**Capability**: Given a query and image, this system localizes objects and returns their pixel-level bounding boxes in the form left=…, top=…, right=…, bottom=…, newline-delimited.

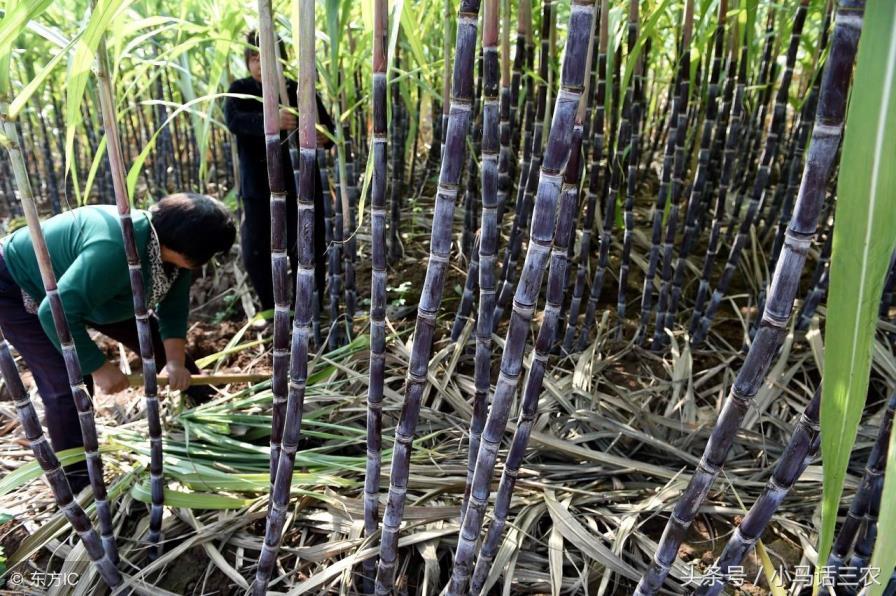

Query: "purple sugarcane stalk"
left=460, top=0, right=501, bottom=527
left=252, top=0, right=318, bottom=591
left=696, top=387, right=822, bottom=595
left=562, top=0, right=608, bottom=354
left=689, top=44, right=747, bottom=339
left=637, top=2, right=864, bottom=592
left=825, top=393, right=896, bottom=588
left=615, top=0, right=645, bottom=341
left=650, top=0, right=695, bottom=349
left=492, top=0, right=553, bottom=333
left=374, top=3, right=482, bottom=592
left=692, top=1, right=809, bottom=346
left=362, top=0, right=388, bottom=589
left=447, top=3, right=594, bottom=591
left=656, top=0, right=727, bottom=343
left=257, top=5, right=290, bottom=500
left=450, top=232, right=481, bottom=342
left=1, top=99, right=122, bottom=588
left=636, top=9, right=688, bottom=345
left=469, top=104, right=588, bottom=596
left=0, top=329, right=122, bottom=587
left=95, top=34, right=163, bottom=559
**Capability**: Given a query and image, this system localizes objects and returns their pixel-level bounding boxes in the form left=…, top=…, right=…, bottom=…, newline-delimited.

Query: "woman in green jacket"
left=0, top=193, right=235, bottom=491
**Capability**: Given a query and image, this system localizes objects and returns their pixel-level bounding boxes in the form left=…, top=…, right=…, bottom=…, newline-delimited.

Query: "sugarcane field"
left=1, top=0, right=896, bottom=594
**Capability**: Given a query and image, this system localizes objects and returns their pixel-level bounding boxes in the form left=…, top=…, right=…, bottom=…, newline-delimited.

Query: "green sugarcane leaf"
left=8, top=29, right=82, bottom=119
left=818, top=0, right=896, bottom=579
left=0, top=445, right=124, bottom=496
left=129, top=482, right=254, bottom=509
left=399, top=0, right=427, bottom=71
left=868, top=412, right=896, bottom=596
left=63, top=0, right=133, bottom=191
left=0, top=0, right=53, bottom=55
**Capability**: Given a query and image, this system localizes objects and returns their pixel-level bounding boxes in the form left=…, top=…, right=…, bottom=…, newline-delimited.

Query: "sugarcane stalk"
left=576, top=39, right=622, bottom=352
left=723, top=10, right=778, bottom=248
left=495, top=0, right=512, bottom=222
left=252, top=1, right=291, bottom=498
left=636, top=0, right=692, bottom=345
left=460, top=0, right=501, bottom=527
left=689, top=43, right=747, bottom=339
left=362, top=1, right=388, bottom=589
left=331, top=153, right=347, bottom=350
left=636, top=2, right=864, bottom=592
left=2, top=79, right=120, bottom=574
left=343, top=133, right=359, bottom=330
left=658, top=0, right=727, bottom=341
left=562, top=0, right=607, bottom=354
left=796, top=217, right=834, bottom=331
left=695, top=387, right=823, bottom=595
left=825, top=393, right=896, bottom=585
left=767, top=72, right=822, bottom=271
left=450, top=232, right=481, bottom=342
left=469, top=56, right=591, bottom=593
left=94, top=32, right=165, bottom=559
left=508, top=0, right=530, bottom=162
left=692, top=0, right=809, bottom=346
left=390, top=50, right=405, bottom=263
left=251, top=0, right=317, bottom=591
left=616, top=0, right=647, bottom=340
left=0, top=328, right=122, bottom=588
left=492, top=0, right=553, bottom=333
left=373, top=3, right=482, bottom=592
left=448, top=3, right=594, bottom=591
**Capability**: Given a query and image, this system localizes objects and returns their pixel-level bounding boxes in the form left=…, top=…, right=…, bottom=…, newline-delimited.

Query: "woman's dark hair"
left=244, top=30, right=287, bottom=70
left=150, top=193, right=236, bottom=266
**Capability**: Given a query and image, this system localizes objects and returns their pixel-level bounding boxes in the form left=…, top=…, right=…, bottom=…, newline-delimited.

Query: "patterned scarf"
left=147, top=219, right=179, bottom=308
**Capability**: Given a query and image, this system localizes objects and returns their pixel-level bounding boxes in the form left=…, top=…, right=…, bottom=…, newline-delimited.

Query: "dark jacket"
left=223, top=76, right=335, bottom=201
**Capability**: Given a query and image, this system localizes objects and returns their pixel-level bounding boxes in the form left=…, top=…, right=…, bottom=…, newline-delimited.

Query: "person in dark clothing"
left=224, top=31, right=334, bottom=320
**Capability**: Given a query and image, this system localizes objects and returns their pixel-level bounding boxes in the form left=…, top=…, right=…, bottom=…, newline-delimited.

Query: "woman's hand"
left=164, top=361, right=192, bottom=391
left=162, top=338, right=190, bottom=391
left=92, top=361, right=129, bottom=394
left=279, top=108, right=298, bottom=131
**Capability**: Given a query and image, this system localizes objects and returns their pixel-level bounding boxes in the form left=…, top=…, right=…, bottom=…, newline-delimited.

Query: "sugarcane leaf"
left=868, top=413, right=896, bottom=596
left=0, top=445, right=124, bottom=497
left=0, top=0, right=53, bottom=54
left=8, top=29, right=82, bottom=119
left=129, top=481, right=254, bottom=509
left=25, top=19, right=68, bottom=48
left=82, top=133, right=108, bottom=201
left=543, top=490, right=640, bottom=581
left=399, top=0, right=427, bottom=71
left=125, top=93, right=224, bottom=199
left=62, top=0, right=134, bottom=194
left=755, top=540, right=787, bottom=596
left=818, top=0, right=896, bottom=576
left=549, top=522, right=564, bottom=596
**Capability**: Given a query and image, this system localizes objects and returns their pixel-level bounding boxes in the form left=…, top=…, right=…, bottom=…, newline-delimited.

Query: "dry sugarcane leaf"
left=179, top=507, right=250, bottom=589
left=482, top=504, right=544, bottom=595
left=549, top=517, right=564, bottom=596
left=543, top=490, right=639, bottom=581
left=284, top=528, right=455, bottom=594
left=415, top=536, right=439, bottom=596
